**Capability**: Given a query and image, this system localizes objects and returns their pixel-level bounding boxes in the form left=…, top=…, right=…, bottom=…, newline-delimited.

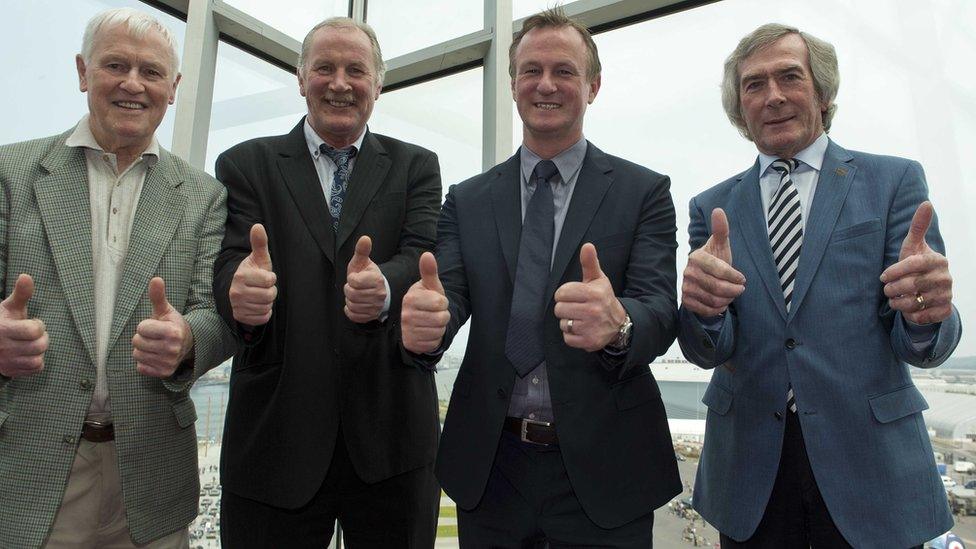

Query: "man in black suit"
left=401, top=8, right=680, bottom=547
left=213, top=17, right=442, bottom=548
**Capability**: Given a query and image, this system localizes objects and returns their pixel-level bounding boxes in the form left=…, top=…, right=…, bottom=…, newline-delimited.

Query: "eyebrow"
left=740, top=62, right=805, bottom=84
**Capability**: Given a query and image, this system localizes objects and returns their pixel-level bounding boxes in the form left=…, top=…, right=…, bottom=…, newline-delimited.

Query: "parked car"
left=965, top=480, right=976, bottom=490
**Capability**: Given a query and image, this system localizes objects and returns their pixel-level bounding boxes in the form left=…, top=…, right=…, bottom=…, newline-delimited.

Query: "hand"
left=132, top=278, right=194, bottom=378
left=681, top=208, right=746, bottom=317
left=229, top=223, right=277, bottom=327
left=881, top=201, right=952, bottom=325
left=344, top=236, right=387, bottom=323
left=553, top=243, right=627, bottom=352
left=401, top=252, right=449, bottom=354
left=0, top=274, right=48, bottom=377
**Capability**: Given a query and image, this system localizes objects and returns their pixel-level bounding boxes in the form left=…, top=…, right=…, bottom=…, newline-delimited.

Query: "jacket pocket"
left=611, top=371, right=660, bottom=411
left=702, top=382, right=732, bottom=416
left=172, top=398, right=198, bottom=429
left=868, top=384, right=928, bottom=423
left=828, top=218, right=881, bottom=244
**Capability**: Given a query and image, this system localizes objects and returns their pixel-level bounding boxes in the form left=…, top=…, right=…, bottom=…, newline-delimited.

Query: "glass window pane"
left=205, top=42, right=308, bottom=175
left=222, top=0, right=349, bottom=42
left=366, top=0, right=484, bottom=59
left=0, top=0, right=183, bottom=148
left=514, top=0, right=556, bottom=19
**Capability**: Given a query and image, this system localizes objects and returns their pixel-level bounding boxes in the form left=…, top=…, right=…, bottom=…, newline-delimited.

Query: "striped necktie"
left=768, top=158, right=801, bottom=413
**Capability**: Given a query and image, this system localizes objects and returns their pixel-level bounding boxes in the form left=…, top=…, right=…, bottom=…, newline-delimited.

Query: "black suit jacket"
left=421, top=143, right=681, bottom=528
left=214, top=119, right=442, bottom=508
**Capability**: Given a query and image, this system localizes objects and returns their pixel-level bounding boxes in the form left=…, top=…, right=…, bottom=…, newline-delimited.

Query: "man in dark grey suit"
left=678, top=23, right=959, bottom=548
left=401, top=8, right=680, bottom=547
left=214, top=17, right=442, bottom=548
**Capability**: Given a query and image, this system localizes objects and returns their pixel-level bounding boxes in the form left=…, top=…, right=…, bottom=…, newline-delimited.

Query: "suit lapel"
left=336, top=132, right=390, bottom=251
left=545, top=143, right=612, bottom=302
left=35, top=143, right=98, bottom=365
left=787, top=141, right=855, bottom=319
left=489, top=154, right=523, bottom=283
left=277, top=121, right=336, bottom=265
left=108, top=150, right=186, bottom=351
left=730, top=162, right=788, bottom=321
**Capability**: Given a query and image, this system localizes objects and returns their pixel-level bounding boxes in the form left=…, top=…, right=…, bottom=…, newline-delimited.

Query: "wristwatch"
left=607, top=313, right=633, bottom=351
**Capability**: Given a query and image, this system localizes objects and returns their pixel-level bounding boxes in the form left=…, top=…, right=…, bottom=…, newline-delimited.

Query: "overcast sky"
left=3, top=0, right=974, bottom=359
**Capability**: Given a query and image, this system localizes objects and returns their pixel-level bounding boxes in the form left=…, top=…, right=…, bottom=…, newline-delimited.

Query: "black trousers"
left=719, top=412, right=921, bottom=549
left=457, top=431, right=654, bottom=549
left=220, top=431, right=439, bottom=548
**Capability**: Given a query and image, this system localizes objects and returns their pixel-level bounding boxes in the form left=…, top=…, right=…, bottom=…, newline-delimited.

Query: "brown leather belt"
left=81, top=422, right=115, bottom=443
left=504, top=416, right=558, bottom=446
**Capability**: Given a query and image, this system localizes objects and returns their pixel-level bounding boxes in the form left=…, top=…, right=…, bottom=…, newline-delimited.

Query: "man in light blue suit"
left=677, top=23, right=960, bottom=548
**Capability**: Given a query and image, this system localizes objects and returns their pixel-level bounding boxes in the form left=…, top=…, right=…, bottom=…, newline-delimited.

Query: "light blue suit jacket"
left=677, top=140, right=960, bottom=548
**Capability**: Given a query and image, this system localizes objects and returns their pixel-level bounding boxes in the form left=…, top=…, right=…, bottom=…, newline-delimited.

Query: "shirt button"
left=112, top=207, right=118, bottom=214
left=532, top=376, right=539, bottom=385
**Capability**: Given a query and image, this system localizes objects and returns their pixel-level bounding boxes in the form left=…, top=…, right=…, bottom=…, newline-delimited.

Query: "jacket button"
left=774, top=411, right=783, bottom=421
left=497, top=388, right=506, bottom=399
left=785, top=338, right=796, bottom=350
left=64, top=435, right=77, bottom=445
left=80, top=379, right=93, bottom=390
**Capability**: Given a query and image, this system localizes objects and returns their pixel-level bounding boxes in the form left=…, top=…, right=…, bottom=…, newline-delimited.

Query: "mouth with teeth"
left=325, top=97, right=355, bottom=108
left=534, top=102, right=560, bottom=110
left=113, top=101, right=147, bottom=110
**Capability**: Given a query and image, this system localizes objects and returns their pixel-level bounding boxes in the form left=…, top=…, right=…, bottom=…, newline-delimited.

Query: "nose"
left=765, top=79, right=786, bottom=107
left=537, top=71, right=557, bottom=94
left=119, top=69, right=145, bottom=94
left=329, top=69, right=352, bottom=92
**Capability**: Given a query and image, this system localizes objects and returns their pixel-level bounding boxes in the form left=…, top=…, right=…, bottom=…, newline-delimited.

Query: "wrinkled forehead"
left=90, top=22, right=178, bottom=73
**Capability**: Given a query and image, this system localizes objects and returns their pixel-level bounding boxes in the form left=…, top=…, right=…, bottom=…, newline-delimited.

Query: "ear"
left=297, top=68, right=308, bottom=98
left=76, top=54, right=89, bottom=93
left=374, top=82, right=382, bottom=101
left=587, top=73, right=601, bottom=104
left=510, top=76, right=517, bottom=101
left=169, top=72, right=182, bottom=105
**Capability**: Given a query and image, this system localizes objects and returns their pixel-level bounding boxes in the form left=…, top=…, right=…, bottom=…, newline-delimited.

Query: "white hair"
left=298, top=17, right=386, bottom=86
left=81, top=7, right=181, bottom=77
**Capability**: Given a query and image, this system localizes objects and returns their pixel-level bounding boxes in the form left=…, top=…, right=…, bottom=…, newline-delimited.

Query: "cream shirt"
left=65, top=115, right=159, bottom=423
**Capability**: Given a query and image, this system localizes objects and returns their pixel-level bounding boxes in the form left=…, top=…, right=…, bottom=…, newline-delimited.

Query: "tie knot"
left=772, top=158, right=798, bottom=175
left=320, top=144, right=357, bottom=167
left=532, top=160, right=559, bottom=184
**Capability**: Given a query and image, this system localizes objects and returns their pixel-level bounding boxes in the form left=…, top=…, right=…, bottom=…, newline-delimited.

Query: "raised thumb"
left=348, top=235, right=373, bottom=274
left=249, top=223, right=272, bottom=270
left=419, top=252, right=443, bottom=294
left=580, top=243, right=603, bottom=282
left=2, top=274, right=34, bottom=319
left=901, top=201, right=933, bottom=257
left=149, top=277, right=170, bottom=319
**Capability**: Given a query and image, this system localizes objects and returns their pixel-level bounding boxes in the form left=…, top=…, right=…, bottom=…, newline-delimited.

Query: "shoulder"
left=159, top=148, right=225, bottom=200
left=368, top=132, right=437, bottom=161
left=0, top=132, right=69, bottom=174
left=845, top=147, right=920, bottom=176
left=217, top=132, right=292, bottom=165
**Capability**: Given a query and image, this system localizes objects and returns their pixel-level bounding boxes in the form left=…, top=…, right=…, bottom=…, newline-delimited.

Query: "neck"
left=523, top=130, right=581, bottom=160
left=88, top=122, right=149, bottom=174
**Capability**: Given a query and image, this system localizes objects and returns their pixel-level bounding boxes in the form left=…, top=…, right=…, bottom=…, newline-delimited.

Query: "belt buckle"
left=520, top=417, right=551, bottom=445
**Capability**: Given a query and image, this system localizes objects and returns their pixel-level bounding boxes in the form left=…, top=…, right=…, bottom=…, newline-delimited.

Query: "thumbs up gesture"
left=880, top=201, right=953, bottom=325
left=401, top=252, right=449, bottom=354
left=229, top=223, right=277, bottom=327
left=553, top=243, right=628, bottom=352
left=132, top=277, right=194, bottom=378
left=344, top=236, right=388, bottom=323
left=681, top=208, right=746, bottom=317
left=0, top=274, right=49, bottom=378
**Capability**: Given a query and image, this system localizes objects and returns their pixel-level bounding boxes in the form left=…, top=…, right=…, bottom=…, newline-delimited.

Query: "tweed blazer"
left=0, top=129, right=236, bottom=548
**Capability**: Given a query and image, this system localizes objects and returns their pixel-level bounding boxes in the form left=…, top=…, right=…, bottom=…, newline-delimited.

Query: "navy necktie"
left=505, top=160, right=559, bottom=377
left=319, top=144, right=358, bottom=231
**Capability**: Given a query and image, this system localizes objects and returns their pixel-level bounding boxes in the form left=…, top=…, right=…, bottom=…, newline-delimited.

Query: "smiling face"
left=511, top=25, right=600, bottom=157
left=298, top=25, right=381, bottom=149
left=738, top=33, right=827, bottom=159
left=76, top=23, right=179, bottom=156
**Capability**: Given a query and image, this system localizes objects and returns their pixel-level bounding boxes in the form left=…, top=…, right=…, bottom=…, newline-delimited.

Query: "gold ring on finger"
left=567, top=319, right=574, bottom=334
left=915, top=293, right=926, bottom=311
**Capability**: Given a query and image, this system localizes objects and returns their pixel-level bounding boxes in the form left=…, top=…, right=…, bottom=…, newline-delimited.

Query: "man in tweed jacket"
left=0, top=8, right=235, bottom=548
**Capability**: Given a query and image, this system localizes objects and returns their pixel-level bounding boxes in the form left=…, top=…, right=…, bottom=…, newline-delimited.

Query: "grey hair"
left=298, top=17, right=386, bottom=86
left=81, top=7, right=181, bottom=77
left=722, top=23, right=839, bottom=140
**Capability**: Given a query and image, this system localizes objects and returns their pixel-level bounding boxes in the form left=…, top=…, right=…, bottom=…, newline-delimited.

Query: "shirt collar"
left=304, top=118, right=367, bottom=159
left=64, top=114, right=160, bottom=167
left=519, top=136, right=588, bottom=185
left=757, top=131, right=828, bottom=176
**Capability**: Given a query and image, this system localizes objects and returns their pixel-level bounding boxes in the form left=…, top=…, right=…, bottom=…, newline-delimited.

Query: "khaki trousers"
left=43, top=439, right=189, bottom=549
